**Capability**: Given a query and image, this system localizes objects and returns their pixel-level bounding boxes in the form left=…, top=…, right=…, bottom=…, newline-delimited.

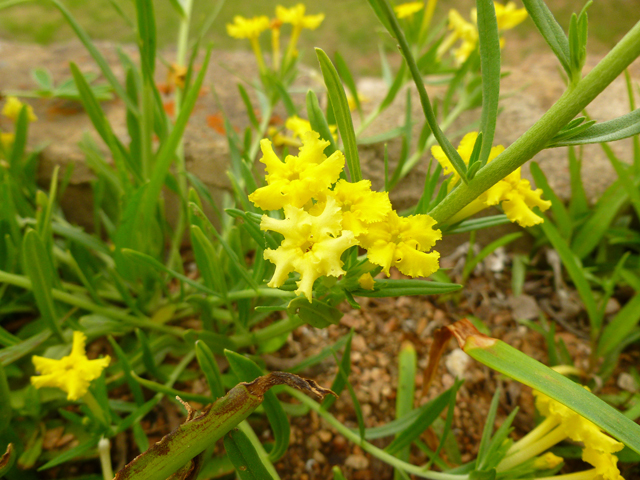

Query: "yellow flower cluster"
left=226, top=4, right=324, bottom=72
left=250, top=131, right=442, bottom=301
left=31, top=331, right=111, bottom=401
left=431, top=132, right=551, bottom=227
left=534, top=389, right=625, bottom=480
left=438, top=2, right=528, bottom=64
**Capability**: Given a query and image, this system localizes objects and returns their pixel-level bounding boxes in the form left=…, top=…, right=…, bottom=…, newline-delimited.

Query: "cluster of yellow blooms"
left=227, top=4, right=324, bottom=72
left=31, top=331, right=111, bottom=401
left=438, top=2, right=528, bottom=64
left=498, top=388, right=624, bottom=480
left=432, top=132, right=551, bottom=227
left=1, top=96, right=37, bottom=152
left=249, top=131, right=441, bottom=301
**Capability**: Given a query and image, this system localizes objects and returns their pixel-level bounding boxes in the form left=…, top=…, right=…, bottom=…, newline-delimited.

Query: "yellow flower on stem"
left=226, top=16, right=270, bottom=73
left=358, top=272, right=375, bottom=290
left=277, top=4, right=324, bottom=67
left=167, top=63, right=187, bottom=90
left=31, top=331, right=111, bottom=401
left=270, top=18, right=283, bottom=71
left=498, top=389, right=624, bottom=480
left=271, top=116, right=337, bottom=147
left=312, top=179, right=392, bottom=236
left=2, top=96, right=37, bottom=122
left=432, top=132, right=551, bottom=228
left=260, top=197, right=357, bottom=301
left=249, top=131, right=344, bottom=211
left=359, top=211, right=441, bottom=277
left=438, top=2, right=527, bottom=64
left=394, top=1, right=424, bottom=19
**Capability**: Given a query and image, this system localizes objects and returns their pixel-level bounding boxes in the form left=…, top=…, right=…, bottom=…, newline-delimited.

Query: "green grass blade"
left=521, top=0, right=571, bottom=76
left=476, top=0, right=501, bottom=167
left=135, top=0, right=156, bottom=78
left=462, top=233, right=522, bottom=282
left=348, top=279, right=461, bottom=297
left=140, top=46, right=212, bottom=226
left=224, top=429, right=276, bottom=480
left=394, top=341, right=416, bottom=477
left=306, top=89, right=338, bottom=155
left=334, top=51, right=362, bottom=116
left=457, top=320, right=640, bottom=455
left=195, top=340, right=225, bottom=400
left=550, top=108, right=640, bottom=146
left=21, top=229, right=64, bottom=341
left=597, top=293, right=640, bottom=356
left=315, top=48, right=362, bottom=182
left=322, top=330, right=353, bottom=411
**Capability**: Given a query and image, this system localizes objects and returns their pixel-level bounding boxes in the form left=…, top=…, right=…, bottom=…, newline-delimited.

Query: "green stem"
left=429, top=18, right=640, bottom=224
left=287, top=388, right=467, bottom=480
left=230, top=314, right=304, bottom=348
left=497, top=426, right=566, bottom=472
left=0, top=270, right=183, bottom=336
left=167, top=0, right=193, bottom=272
left=506, top=416, right=557, bottom=456
left=82, top=391, right=109, bottom=427
left=249, top=103, right=275, bottom=161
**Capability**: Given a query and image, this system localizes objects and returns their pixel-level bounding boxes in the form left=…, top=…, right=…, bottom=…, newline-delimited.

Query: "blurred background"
left=2, top=0, right=639, bottom=75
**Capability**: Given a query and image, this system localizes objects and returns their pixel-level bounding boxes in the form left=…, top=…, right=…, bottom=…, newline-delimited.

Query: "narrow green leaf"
left=224, top=429, right=275, bottom=480
left=334, top=51, right=361, bottom=116
left=367, top=0, right=468, bottom=184
left=136, top=329, right=168, bottom=383
left=107, top=337, right=145, bottom=406
left=38, top=436, right=100, bottom=471
left=8, top=106, right=28, bottom=167
left=288, top=297, right=342, bottom=329
left=598, top=293, right=640, bottom=356
left=166, top=0, right=186, bottom=17
left=350, top=279, right=462, bottom=297
left=550, top=108, right=640, bottom=146
left=476, top=0, right=501, bottom=167
left=0, top=330, right=51, bottom=367
left=322, top=330, right=353, bottom=411
left=315, top=48, right=362, bottom=182
left=394, top=341, right=416, bottom=474
left=476, top=388, right=501, bottom=466
left=22, top=229, right=64, bottom=341
left=195, top=340, right=225, bottom=400
left=225, top=351, right=290, bottom=462
left=539, top=214, right=600, bottom=331
left=443, top=215, right=510, bottom=234
left=238, top=84, right=260, bottom=130
left=460, top=322, right=640, bottom=455
left=140, top=46, right=212, bottom=225
left=135, top=0, right=156, bottom=78
left=601, top=142, right=640, bottom=221
left=521, top=0, right=571, bottom=76
left=306, top=89, right=338, bottom=155
left=0, top=364, right=11, bottom=432
left=385, top=387, right=453, bottom=455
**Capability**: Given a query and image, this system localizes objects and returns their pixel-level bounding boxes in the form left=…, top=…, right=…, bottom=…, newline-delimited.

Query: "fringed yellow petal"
left=495, top=2, right=528, bottom=30
left=276, top=4, right=324, bottom=30
left=331, top=179, right=392, bottom=235
left=31, top=331, right=110, bottom=401
left=394, top=245, right=441, bottom=278
left=358, top=273, right=375, bottom=290
left=2, top=96, right=37, bottom=122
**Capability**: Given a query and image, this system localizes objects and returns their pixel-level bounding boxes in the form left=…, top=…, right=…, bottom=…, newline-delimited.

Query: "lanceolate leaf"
left=224, top=429, right=275, bottom=480
left=446, top=319, right=640, bottom=455
left=476, top=0, right=501, bottom=167
left=521, top=0, right=570, bottom=76
left=315, top=48, right=362, bottom=182
left=549, top=108, right=640, bottom=146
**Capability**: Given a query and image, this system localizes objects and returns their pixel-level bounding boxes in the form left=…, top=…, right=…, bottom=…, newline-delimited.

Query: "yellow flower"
left=494, top=2, right=528, bottom=30
left=226, top=15, right=270, bottom=40
left=249, top=131, right=345, bottom=211
left=276, top=4, right=324, bottom=30
left=359, top=211, right=441, bottom=277
left=167, top=63, right=187, bottom=90
left=484, top=168, right=551, bottom=227
left=313, top=179, right=392, bottom=236
left=227, top=15, right=270, bottom=72
left=433, top=132, right=551, bottom=228
left=271, top=116, right=338, bottom=147
left=358, top=273, right=375, bottom=290
left=2, top=96, right=37, bottom=122
left=260, top=197, right=357, bottom=301
left=277, top=4, right=324, bottom=66
left=31, top=331, right=111, bottom=401
left=533, top=389, right=625, bottom=480
left=394, top=1, right=424, bottom=19
left=438, top=3, right=528, bottom=64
